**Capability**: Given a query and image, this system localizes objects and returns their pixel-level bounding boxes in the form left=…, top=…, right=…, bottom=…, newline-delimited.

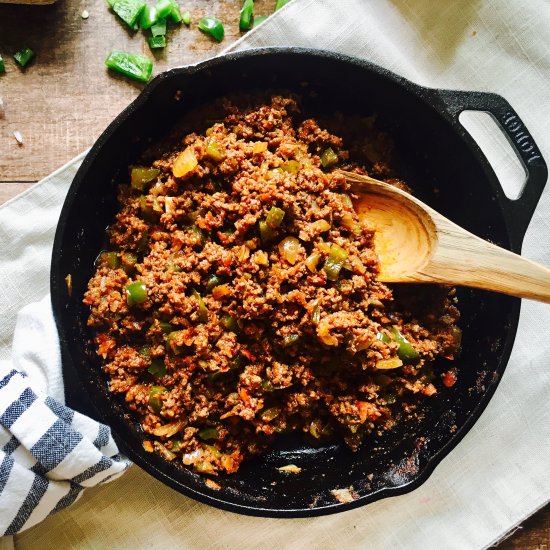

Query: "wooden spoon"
left=336, top=170, right=550, bottom=303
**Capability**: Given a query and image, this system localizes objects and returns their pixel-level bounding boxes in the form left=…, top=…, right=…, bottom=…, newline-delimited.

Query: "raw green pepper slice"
left=192, top=289, right=209, bottom=322
left=150, top=17, right=167, bottom=36
left=0, top=56, right=5, bottom=74
left=323, top=244, right=349, bottom=281
left=131, top=166, right=160, bottom=190
left=139, top=4, right=158, bottom=29
left=198, top=16, right=225, bottom=42
left=105, top=50, right=153, bottom=83
left=112, top=0, right=146, bottom=28
left=148, top=385, right=165, bottom=414
left=148, top=35, right=166, bottom=49
left=391, top=328, right=420, bottom=364
left=168, top=0, right=183, bottom=23
left=275, top=0, right=291, bottom=9
left=125, top=281, right=148, bottom=305
left=266, top=206, right=285, bottom=228
left=239, top=0, right=254, bottom=31
left=148, top=359, right=166, bottom=378
left=13, top=48, right=34, bottom=68
left=320, top=147, right=339, bottom=168
left=155, top=0, right=173, bottom=18
left=182, top=10, right=191, bottom=25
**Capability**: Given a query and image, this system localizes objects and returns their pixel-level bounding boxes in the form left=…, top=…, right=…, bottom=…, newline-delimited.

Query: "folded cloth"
left=0, top=297, right=131, bottom=536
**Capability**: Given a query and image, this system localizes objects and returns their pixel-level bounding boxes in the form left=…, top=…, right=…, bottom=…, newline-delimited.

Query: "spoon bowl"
left=339, top=170, right=550, bottom=303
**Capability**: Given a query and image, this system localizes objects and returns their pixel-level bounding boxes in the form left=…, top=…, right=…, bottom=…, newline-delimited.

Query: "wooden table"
left=0, top=1, right=548, bottom=547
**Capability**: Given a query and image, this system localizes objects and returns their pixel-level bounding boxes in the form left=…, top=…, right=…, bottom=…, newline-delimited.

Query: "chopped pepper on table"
left=198, top=16, right=225, bottom=42
left=148, top=35, right=166, bottom=49
left=105, top=50, right=153, bottom=82
left=239, top=0, right=254, bottom=31
left=0, top=56, right=5, bottom=74
left=13, top=48, right=34, bottom=68
left=111, top=0, right=146, bottom=29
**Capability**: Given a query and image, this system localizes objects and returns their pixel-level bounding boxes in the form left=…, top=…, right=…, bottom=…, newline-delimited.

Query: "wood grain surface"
left=0, top=1, right=548, bottom=547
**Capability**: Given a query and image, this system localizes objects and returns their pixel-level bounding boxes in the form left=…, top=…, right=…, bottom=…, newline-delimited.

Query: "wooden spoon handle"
left=420, top=213, right=550, bottom=303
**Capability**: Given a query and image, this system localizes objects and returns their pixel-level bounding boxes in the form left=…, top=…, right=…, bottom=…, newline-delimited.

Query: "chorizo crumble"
left=84, top=95, right=461, bottom=476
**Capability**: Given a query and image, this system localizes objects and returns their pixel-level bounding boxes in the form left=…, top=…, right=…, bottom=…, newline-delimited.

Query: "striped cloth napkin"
left=0, top=297, right=131, bottom=535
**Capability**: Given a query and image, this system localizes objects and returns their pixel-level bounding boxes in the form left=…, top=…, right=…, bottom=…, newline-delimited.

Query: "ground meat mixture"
left=84, top=95, right=461, bottom=476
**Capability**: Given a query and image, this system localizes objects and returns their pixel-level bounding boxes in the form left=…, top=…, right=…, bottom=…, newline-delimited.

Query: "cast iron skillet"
left=50, top=48, right=547, bottom=517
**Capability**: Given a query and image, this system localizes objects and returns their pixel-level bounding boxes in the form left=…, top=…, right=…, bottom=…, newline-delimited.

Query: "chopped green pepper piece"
left=139, top=345, right=150, bottom=357
left=166, top=331, right=182, bottom=354
left=105, top=50, right=153, bottom=83
left=198, top=16, right=225, bottom=42
left=266, top=206, right=285, bottom=228
left=155, top=0, right=173, bottom=18
left=121, top=252, right=138, bottom=273
left=323, top=244, right=349, bottom=281
left=169, top=438, right=183, bottom=452
left=13, top=48, right=34, bottom=68
left=192, top=289, right=209, bottom=322
left=0, top=56, right=5, bottom=74
left=205, top=275, right=222, bottom=293
left=376, top=332, right=391, bottom=344
left=158, top=321, right=174, bottom=333
left=239, top=0, right=254, bottom=31
left=205, top=140, right=225, bottom=162
left=112, top=0, right=146, bottom=28
left=139, top=4, right=158, bottom=29
left=168, top=0, right=183, bottom=22
left=126, top=281, right=148, bottom=305
left=259, top=220, right=274, bottom=244
left=139, top=195, right=159, bottom=222
left=391, top=328, right=420, bottom=364
left=148, top=35, right=166, bottom=49
left=253, top=15, right=268, bottom=27
left=131, top=166, right=160, bottom=190
left=198, top=427, right=219, bottom=440
left=148, top=385, right=165, bottom=414
left=101, top=251, right=121, bottom=269
left=182, top=10, right=191, bottom=25
left=282, top=334, right=300, bottom=347
left=150, top=17, right=167, bottom=36
left=320, top=147, right=339, bottom=168
left=275, top=0, right=291, bottom=9
left=311, top=306, right=321, bottom=325
left=148, top=359, right=166, bottom=378
left=261, top=407, right=281, bottom=422
left=280, top=160, right=301, bottom=173
left=221, top=315, right=239, bottom=333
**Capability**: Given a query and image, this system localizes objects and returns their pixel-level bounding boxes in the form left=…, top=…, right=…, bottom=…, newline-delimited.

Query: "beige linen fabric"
left=5, top=0, right=550, bottom=547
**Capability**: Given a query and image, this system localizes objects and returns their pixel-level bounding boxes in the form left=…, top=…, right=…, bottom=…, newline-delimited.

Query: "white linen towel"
left=0, top=297, right=131, bottom=536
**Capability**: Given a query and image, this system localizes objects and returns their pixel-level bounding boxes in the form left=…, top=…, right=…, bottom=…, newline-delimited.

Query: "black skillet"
left=50, top=48, right=547, bottom=517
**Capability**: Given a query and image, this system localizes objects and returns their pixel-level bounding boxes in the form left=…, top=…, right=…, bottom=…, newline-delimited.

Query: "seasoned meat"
left=84, top=95, right=460, bottom=476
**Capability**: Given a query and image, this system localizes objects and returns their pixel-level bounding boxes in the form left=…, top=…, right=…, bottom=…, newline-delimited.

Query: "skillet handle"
left=435, top=89, right=547, bottom=249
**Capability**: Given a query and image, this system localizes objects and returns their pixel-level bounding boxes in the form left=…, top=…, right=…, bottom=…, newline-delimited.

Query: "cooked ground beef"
left=84, top=95, right=461, bottom=476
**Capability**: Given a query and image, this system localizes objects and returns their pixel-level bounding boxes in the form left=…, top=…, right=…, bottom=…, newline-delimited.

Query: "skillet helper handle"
left=436, top=89, right=548, bottom=249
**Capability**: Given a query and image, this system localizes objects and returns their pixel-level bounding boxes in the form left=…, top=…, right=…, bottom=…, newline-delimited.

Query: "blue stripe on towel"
left=5, top=475, right=49, bottom=535
left=0, top=387, right=37, bottom=429
left=30, top=419, right=82, bottom=472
